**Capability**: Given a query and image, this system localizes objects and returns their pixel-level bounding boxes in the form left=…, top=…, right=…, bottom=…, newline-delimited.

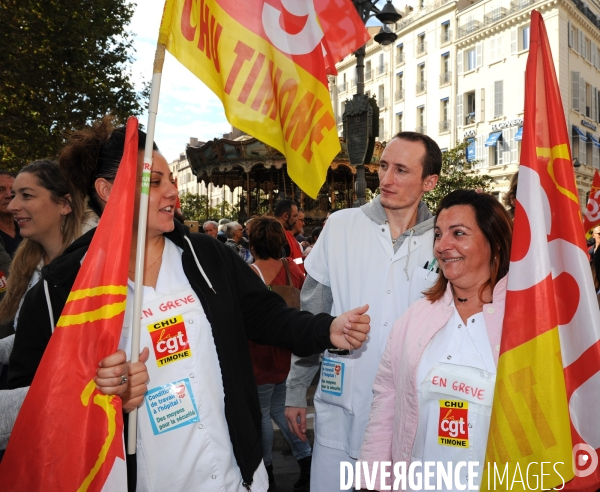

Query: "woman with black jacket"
left=7, top=117, right=370, bottom=491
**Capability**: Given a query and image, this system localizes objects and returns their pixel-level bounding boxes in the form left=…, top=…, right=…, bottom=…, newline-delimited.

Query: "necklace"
left=128, top=253, right=162, bottom=274
left=455, top=292, right=478, bottom=303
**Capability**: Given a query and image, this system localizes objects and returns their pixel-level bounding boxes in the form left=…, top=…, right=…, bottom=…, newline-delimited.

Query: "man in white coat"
left=284, top=132, right=442, bottom=491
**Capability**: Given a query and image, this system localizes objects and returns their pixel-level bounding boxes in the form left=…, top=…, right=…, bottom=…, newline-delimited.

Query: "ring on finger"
left=119, top=374, right=128, bottom=385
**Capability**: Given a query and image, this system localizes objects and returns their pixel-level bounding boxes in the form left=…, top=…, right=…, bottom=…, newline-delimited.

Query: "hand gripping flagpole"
left=127, top=43, right=166, bottom=455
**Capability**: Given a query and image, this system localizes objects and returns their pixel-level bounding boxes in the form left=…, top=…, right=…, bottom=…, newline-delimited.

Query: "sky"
left=128, top=0, right=405, bottom=163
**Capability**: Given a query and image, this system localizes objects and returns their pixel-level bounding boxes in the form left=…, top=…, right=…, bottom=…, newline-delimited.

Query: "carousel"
left=185, top=136, right=384, bottom=226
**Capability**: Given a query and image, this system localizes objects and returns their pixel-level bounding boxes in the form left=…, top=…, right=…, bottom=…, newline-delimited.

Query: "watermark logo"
left=573, top=444, right=598, bottom=478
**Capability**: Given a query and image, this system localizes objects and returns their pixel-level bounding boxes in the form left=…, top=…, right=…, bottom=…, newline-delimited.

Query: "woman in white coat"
left=359, top=190, right=513, bottom=491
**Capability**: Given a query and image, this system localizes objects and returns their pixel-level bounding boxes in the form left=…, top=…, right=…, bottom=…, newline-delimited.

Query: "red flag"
left=482, top=11, right=600, bottom=491
left=158, top=0, right=370, bottom=198
left=0, top=117, right=139, bottom=491
left=582, top=169, right=600, bottom=239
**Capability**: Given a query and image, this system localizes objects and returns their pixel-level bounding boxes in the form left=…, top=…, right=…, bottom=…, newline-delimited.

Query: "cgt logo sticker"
left=438, top=400, right=469, bottom=448
left=573, top=443, right=599, bottom=478
left=147, top=315, right=191, bottom=367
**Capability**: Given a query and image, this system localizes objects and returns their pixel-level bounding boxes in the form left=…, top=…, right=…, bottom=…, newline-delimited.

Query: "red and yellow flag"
left=0, top=118, right=139, bottom=491
left=481, top=11, right=600, bottom=491
left=158, top=0, right=369, bottom=198
left=582, top=169, right=600, bottom=239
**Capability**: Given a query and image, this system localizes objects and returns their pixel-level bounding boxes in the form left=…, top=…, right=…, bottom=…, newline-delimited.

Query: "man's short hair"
left=203, top=220, right=218, bottom=231
left=0, top=171, right=15, bottom=179
left=224, top=221, right=240, bottom=239
left=218, top=218, right=231, bottom=226
left=392, top=131, right=442, bottom=179
left=274, top=199, right=298, bottom=218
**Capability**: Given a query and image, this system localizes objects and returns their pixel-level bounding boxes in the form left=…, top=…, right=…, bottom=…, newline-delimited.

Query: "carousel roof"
left=186, top=136, right=385, bottom=183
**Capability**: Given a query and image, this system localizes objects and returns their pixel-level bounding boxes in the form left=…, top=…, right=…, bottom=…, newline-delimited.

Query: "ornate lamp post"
left=344, top=1, right=402, bottom=207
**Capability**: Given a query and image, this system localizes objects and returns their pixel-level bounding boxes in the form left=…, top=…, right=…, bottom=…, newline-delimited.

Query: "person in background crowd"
left=224, top=221, right=253, bottom=264
left=0, top=172, right=22, bottom=257
left=203, top=220, right=218, bottom=238
left=292, top=208, right=305, bottom=239
left=247, top=217, right=312, bottom=492
left=274, top=200, right=304, bottom=274
left=285, top=132, right=441, bottom=491
left=503, top=171, right=518, bottom=220
left=217, top=218, right=230, bottom=243
left=590, top=226, right=600, bottom=292
left=359, top=190, right=513, bottom=490
left=0, top=241, right=10, bottom=302
left=302, top=227, right=322, bottom=258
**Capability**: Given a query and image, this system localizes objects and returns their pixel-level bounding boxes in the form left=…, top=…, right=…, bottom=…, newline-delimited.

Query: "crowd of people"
left=0, top=118, right=574, bottom=492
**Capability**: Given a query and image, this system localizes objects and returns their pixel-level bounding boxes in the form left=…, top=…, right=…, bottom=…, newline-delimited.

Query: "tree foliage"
left=0, top=0, right=148, bottom=172
left=422, top=141, right=494, bottom=212
left=179, top=192, right=238, bottom=222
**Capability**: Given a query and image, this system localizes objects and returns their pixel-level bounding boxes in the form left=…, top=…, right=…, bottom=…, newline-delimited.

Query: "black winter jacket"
left=8, top=221, right=335, bottom=486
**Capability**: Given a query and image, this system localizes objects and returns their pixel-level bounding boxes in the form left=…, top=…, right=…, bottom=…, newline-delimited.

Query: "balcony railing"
left=365, top=69, right=372, bottom=81
left=376, top=63, right=388, bottom=76
left=440, top=29, right=452, bottom=45
left=416, top=80, right=427, bottom=94
left=395, top=52, right=405, bottom=65
left=439, top=120, right=451, bottom=133
left=395, top=89, right=405, bottom=102
left=439, top=71, right=452, bottom=86
left=378, top=97, right=389, bottom=108
left=465, top=112, right=476, bottom=125
left=350, top=78, right=357, bottom=88
left=338, top=82, right=347, bottom=92
left=458, top=20, right=482, bottom=38
left=416, top=41, right=427, bottom=56
left=484, top=7, right=508, bottom=25
left=509, top=0, right=534, bottom=10
left=416, top=126, right=427, bottom=134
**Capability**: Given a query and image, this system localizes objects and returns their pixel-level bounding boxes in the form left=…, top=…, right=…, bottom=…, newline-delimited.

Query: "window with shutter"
left=457, top=50, right=463, bottom=75
left=494, top=81, right=503, bottom=118
left=476, top=42, right=483, bottom=67
left=580, top=76, right=585, bottom=114
left=592, top=42, right=596, bottom=67
left=489, top=37, right=495, bottom=61
left=580, top=31, right=585, bottom=56
left=511, top=28, right=517, bottom=54
left=481, top=87, right=485, bottom=122
left=580, top=134, right=587, bottom=164
left=593, top=87, right=597, bottom=121
left=568, top=21, right=572, bottom=48
left=475, top=135, right=483, bottom=169
left=572, top=71, right=580, bottom=111
left=456, top=94, right=463, bottom=127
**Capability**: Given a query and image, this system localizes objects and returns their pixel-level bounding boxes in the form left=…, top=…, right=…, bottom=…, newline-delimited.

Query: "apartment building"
left=332, top=0, right=600, bottom=205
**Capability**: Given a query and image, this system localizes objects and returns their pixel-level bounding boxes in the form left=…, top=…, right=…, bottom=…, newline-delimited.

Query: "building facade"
left=331, top=0, right=600, bottom=207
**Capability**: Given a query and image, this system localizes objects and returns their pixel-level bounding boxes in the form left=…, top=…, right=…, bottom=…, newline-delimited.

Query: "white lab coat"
left=305, top=206, right=438, bottom=457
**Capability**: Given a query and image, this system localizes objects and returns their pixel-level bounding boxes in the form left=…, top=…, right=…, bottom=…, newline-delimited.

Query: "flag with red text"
left=582, top=169, right=600, bottom=239
left=481, top=11, right=600, bottom=492
left=0, top=118, right=139, bottom=491
left=158, top=0, right=370, bottom=198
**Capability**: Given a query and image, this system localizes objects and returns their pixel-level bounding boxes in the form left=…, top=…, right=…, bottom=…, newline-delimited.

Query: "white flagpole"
left=127, top=43, right=166, bottom=455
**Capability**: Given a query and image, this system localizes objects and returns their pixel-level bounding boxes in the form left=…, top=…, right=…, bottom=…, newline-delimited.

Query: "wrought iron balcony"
left=377, top=63, right=388, bottom=76
left=440, top=29, right=452, bottom=45
left=416, top=80, right=427, bottom=94
left=416, top=41, right=427, bottom=56
left=395, top=52, right=405, bottom=65
left=365, top=69, right=372, bottom=81
left=395, top=89, right=405, bottom=102
left=416, top=125, right=427, bottom=134
left=458, top=20, right=482, bottom=38
left=439, top=71, right=452, bottom=86
left=439, top=120, right=451, bottom=133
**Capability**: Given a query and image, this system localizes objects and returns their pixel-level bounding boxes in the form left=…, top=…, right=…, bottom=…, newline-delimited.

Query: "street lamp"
left=348, top=1, right=402, bottom=207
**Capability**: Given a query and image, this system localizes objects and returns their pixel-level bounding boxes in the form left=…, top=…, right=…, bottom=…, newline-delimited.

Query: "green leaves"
left=0, top=0, right=146, bottom=171
left=423, top=141, right=494, bottom=213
